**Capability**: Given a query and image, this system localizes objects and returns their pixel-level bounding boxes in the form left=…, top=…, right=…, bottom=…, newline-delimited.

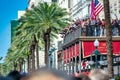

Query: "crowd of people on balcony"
left=62, top=17, right=120, bottom=37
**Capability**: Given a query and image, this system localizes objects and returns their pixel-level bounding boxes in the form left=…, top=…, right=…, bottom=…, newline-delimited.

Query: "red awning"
left=70, top=46, right=73, bottom=58
left=73, top=45, right=76, bottom=57
left=82, top=41, right=120, bottom=58
left=76, top=43, right=80, bottom=56
left=64, top=49, right=67, bottom=63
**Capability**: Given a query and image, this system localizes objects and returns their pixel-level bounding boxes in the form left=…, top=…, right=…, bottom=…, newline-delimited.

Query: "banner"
left=73, top=45, right=75, bottom=57
left=82, top=41, right=120, bottom=58
left=64, top=49, right=67, bottom=63
left=70, top=46, right=73, bottom=58
left=76, top=43, right=80, bottom=56
left=67, top=48, right=69, bottom=61
left=113, top=42, right=120, bottom=55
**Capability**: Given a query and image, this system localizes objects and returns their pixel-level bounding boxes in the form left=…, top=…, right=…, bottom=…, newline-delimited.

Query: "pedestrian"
left=6, top=70, right=22, bottom=80
left=79, top=73, right=90, bottom=80
left=71, top=76, right=82, bottom=80
left=27, top=67, right=71, bottom=80
left=0, top=75, right=5, bottom=80
left=89, top=69, right=109, bottom=80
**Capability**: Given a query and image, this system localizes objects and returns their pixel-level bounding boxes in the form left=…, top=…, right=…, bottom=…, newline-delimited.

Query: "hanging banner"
left=76, top=42, right=80, bottom=56
left=113, top=41, right=120, bottom=55
left=70, top=46, right=73, bottom=58
left=82, top=41, right=120, bottom=58
left=64, top=49, right=67, bottom=63
left=67, top=48, right=69, bottom=61
left=73, top=45, right=76, bottom=57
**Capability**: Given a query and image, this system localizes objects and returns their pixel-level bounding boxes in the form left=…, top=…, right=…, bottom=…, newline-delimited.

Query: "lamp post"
left=94, top=39, right=99, bottom=68
left=93, top=39, right=99, bottom=68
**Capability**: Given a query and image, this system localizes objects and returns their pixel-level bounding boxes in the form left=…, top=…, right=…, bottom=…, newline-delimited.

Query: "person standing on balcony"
left=101, top=19, right=106, bottom=36
left=70, top=20, right=76, bottom=32
left=90, top=19, right=96, bottom=36
left=86, top=18, right=92, bottom=36
left=81, top=19, right=87, bottom=36
left=117, top=19, right=120, bottom=36
left=112, top=19, right=118, bottom=36
left=95, top=18, right=101, bottom=36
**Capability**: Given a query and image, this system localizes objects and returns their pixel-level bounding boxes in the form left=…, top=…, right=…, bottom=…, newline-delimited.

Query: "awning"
left=82, top=41, right=120, bottom=58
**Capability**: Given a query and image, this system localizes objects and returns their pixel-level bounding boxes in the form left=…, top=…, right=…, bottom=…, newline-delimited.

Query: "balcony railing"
left=63, top=27, right=82, bottom=45
left=58, top=41, right=63, bottom=51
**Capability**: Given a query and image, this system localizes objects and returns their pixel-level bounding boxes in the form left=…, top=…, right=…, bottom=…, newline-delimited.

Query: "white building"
left=18, top=11, right=25, bottom=19
left=58, top=0, right=120, bottom=20
left=110, top=0, right=120, bottom=19
left=99, top=0, right=120, bottom=19
left=57, top=0, right=91, bottom=19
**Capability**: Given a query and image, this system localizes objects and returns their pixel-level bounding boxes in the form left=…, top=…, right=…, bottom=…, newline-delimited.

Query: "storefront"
left=58, top=37, right=120, bottom=75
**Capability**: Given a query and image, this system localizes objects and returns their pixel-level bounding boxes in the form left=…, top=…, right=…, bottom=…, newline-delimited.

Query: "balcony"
left=63, top=27, right=82, bottom=45
left=61, top=26, right=120, bottom=48
left=58, top=41, right=63, bottom=51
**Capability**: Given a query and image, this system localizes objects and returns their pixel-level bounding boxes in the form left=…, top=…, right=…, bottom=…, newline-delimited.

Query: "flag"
left=94, top=0, right=104, bottom=16
left=90, top=0, right=95, bottom=20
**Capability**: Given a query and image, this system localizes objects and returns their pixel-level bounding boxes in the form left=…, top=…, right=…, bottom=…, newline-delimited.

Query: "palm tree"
left=103, top=0, right=114, bottom=78
left=4, top=2, right=70, bottom=72
left=14, top=21, right=44, bottom=71
left=24, top=2, right=70, bottom=66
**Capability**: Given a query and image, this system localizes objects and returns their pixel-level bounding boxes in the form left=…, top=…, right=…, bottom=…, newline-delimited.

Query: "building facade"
left=57, top=0, right=120, bottom=75
left=11, top=20, right=20, bottom=43
left=110, top=0, right=120, bottom=19
left=57, top=0, right=120, bottom=20
left=57, top=0, right=91, bottom=19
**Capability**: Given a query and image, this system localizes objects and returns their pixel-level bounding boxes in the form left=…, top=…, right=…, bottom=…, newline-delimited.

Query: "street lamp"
left=94, top=39, right=99, bottom=48
left=94, top=39, right=99, bottom=68
left=90, top=39, right=101, bottom=68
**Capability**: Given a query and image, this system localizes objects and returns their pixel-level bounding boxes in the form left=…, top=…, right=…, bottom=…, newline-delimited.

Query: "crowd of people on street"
left=63, top=18, right=120, bottom=37
left=0, top=67, right=116, bottom=80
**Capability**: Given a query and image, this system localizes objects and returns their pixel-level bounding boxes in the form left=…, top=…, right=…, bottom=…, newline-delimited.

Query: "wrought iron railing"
left=63, top=27, right=82, bottom=45
left=58, top=41, right=63, bottom=51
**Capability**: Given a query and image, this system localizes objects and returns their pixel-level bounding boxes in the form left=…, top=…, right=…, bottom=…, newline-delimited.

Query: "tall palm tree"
left=14, top=21, right=44, bottom=71
left=103, top=0, right=114, bottom=78
left=24, top=2, right=70, bottom=66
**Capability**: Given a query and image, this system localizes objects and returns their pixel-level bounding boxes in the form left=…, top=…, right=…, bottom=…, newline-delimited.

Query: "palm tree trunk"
left=29, top=54, right=32, bottom=72
left=19, top=63, right=22, bottom=72
left=44, top=28, right=51, bottom=67
left=19, top=58, right=23, bottom=72
left=13, top=61, right=17, bottom=70
left=32, top=49, right=35, bottom=70
left=44, top=37, right=48, bottom=67
left=36, top=42, right=39, bottom=69
left=27, top=55, right=30, bottom=72
left=103, top=0, right=114, bottom=78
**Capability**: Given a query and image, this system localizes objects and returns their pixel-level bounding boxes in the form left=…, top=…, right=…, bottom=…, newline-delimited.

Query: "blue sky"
left=0, top=0, right=28, bottom=62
